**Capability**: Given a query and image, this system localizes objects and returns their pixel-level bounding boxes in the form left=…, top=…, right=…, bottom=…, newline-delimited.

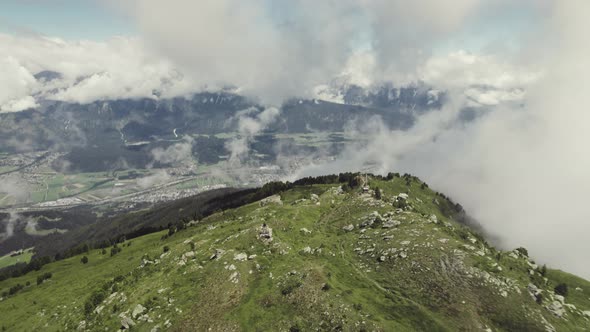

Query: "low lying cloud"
left=225, top=107, right=280, bottom=163
left=0, top=33, right=195, bottom=112
left=150, top=137, right=195, bottom=167
left=137, top=170, right=171, bottom=189
left=0, top=174, right=31, bottom=204
left=0, top=57, right=39, bottom=112
left=296, top=1, right=590, bottom=279
left=0, top=212, right=20, bottom=241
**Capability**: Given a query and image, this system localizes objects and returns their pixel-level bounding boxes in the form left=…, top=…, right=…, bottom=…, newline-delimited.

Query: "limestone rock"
left=382, top=220, right=400, bottom=228
left=428, top=214, right=438, bottom=224
left=258, top=224, right=273, bottom=243
left=259, top=195, right=282, bottom=207
left=121, top=316, right=136, bottom=329
left=300, top=228, right=312, bottom=234
left=132, top=304, right=146, bottom=319
left=210, top=249, right=225, bottom=260
left=76, top=320, right=86, bottom=331
left=547, top=301, right=566, bottom=318
left=234, top=253, right=248, bottom=261
left=342, top=224, right=354, bottom=232
left=181, top=251, right=195, bottom=261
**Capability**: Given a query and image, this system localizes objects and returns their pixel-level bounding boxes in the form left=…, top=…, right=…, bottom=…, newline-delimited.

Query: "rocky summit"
left=1, top=174, right=589, bottom=331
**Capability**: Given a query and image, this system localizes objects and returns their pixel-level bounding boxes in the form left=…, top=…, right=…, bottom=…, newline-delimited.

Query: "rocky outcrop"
left=209, top=249, right=226, bottom=260
left=234, top=253, right=247, bottom=261
left=547, top=301, right=566, bottom=318
left=528, top=283, right=542, bottom=301
left=428, top=214, right=438, bottom=224
left=132, top=304, right=146, bottom=319
left=76, top=320, right=86, bottom=331
left=258, top=224, right=273, bottom=243
left=120, top=316, right=136, bottom=329
left=260, top=195, right=283, bottom=207
left=382, top=220, right=401, bottom=228
left=300, top=228, right=312, bottom=235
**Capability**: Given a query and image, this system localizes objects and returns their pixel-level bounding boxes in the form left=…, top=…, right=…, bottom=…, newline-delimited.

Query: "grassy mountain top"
left=1, top=175, right=589, bottom=331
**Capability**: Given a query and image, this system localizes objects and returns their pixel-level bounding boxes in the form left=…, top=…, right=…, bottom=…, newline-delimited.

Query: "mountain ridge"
left=1, top=173, right=589, bottom=331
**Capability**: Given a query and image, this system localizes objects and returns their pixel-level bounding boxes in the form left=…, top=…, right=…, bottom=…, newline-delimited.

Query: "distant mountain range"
left=0, top=83, right=446, bottom=172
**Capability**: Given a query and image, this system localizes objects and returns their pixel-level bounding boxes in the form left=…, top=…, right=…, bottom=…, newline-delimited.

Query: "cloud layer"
left=0, top=0, right=539, bottom=112
left=0, top=33, right=196, bottom=112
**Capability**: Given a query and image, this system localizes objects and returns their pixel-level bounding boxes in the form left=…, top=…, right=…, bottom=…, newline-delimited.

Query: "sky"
left=0, top=0, right=537, bottom=49
left=0, top=0, right=133, bottom=40
left=1, top=0, right=590, bottom=279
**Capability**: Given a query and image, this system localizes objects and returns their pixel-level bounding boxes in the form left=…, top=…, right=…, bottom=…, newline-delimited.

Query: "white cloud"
left=0, top=1, right=539, bottom=111
left=420, top=51, right=540, bottom=90
left=297, top=0, right=590, bottom=279
left=1, top=95, right=38, bottom=113
left=226, top=107, right=280, bottom=162
left=137, top=170, right=171, bottom=189
left=150, top=137, right=195, bottom=166
left=360, top=0, right=482, bottom=82
left=0, top=57, right=39, bottom=112
left=0, top=174, right=31, bottom=204
left=121, top=0, right=365, bottom=104
left=0, top=33, right=196, bottom=112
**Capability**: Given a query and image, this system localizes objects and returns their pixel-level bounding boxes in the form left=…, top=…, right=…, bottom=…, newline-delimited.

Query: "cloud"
left=0, top=212, right=20, bottom=242
left=359, top=0, right=481, bottom=82
left=0, top=1, right=538, bottom=111
left=150, top=137, right=195, bottom=166
left=0, top=57, right=39, bottom=112
left=0, top=33, right=195, bottom=112
left=137, top=170, right=171, bottom=189
left=121, top=0, right=366, bottom=104
left=0, top=174, right=31, bottom=204
left=420, top=51, right=540, bottom=91
left=123, top=0, right=536, bottom=104
left=296, top=0, right=590, bottom=279
left=225, top=107, right=280, bottom=163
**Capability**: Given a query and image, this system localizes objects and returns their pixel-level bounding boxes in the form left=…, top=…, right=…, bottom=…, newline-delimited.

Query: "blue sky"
left=0, top=0, right=537, bottom=54
left=0, top=0, right=133, bottom=40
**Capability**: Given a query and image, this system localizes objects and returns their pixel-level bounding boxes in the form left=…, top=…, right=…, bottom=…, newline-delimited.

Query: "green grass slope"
left=0, top=249, right=33, bottom=270
left=1, top=175, right=590, bottom=331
